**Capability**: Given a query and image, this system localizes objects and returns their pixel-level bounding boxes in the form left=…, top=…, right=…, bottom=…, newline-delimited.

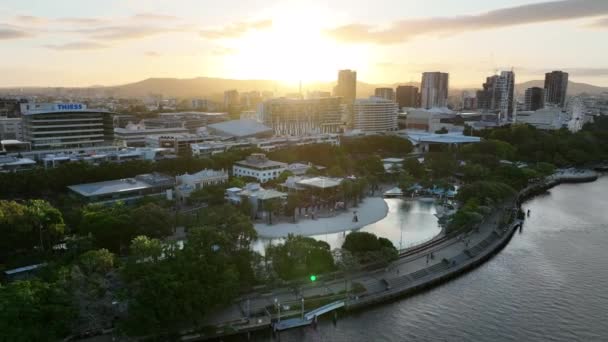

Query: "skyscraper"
left=544, top=71, right=569, bottom=108
left=395, top=86, right=419, bottom=109
left=476, top=71, right=515, bottom=121
left=420, top=72, right=449, bottom=109
left=524, top=87, right=545, bottom=111
left=374, top=88, right=395, bottom=101
left=334, top=69, right=357, bottom=104
left=224, top=90, right=240, bottom=111
left=497, top=71, right=515, bottom=121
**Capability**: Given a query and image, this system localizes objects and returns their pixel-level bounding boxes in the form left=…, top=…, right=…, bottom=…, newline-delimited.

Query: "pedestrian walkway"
left=255, top=197, right=388, bottom=238
left=208, top=204, right=519, bottom=336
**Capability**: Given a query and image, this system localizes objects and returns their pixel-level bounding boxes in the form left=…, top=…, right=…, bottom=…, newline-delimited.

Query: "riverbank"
left=344, top=168, right=600, bottom=311
left=254, top=197, right=389, bottom=238
left=133, top=170, right=602, bottom=341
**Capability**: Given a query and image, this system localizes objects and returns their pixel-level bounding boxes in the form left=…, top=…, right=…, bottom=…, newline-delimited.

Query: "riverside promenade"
left=191, top=169, right=600, bottom=341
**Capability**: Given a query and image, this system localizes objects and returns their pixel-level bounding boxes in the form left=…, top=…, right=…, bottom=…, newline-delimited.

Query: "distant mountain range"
left=3, top=77, right=607, bottom=99
left=105, top=77, right=608, bottom=98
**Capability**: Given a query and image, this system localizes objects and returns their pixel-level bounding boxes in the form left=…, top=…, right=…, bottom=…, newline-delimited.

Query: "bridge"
left=272, top=300, right=344, bottom=332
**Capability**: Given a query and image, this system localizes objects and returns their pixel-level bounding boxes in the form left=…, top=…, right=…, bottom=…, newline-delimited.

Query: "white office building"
left=353, top=97, right=398, bottom=133
left=233, top=153, right=287, bottom=183
left=21, top=103, right=114, bottom=150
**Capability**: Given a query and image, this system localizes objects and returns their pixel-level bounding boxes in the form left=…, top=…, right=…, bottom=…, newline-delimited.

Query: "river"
left=250, top=176, right=608, bottom=341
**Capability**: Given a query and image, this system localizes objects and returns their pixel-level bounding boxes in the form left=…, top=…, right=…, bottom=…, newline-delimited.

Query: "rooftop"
left=208, top=119, right=273, bottom=137
left=68, top=173, right=173, bottom=197
left=296, top=176, right=343, bottom=189
left=236, top=153, right=287, bottom=169
left=400, top=131, right=481, bottom=144
left=0, top=156, right=36, bottom=166
left=68, top=178, right=154, bottom=197
left=177, top=169, right=228, bottom=183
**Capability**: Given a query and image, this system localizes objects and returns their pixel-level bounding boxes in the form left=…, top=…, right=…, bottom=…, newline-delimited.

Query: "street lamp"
left=301, top=297, right=305, bottom=320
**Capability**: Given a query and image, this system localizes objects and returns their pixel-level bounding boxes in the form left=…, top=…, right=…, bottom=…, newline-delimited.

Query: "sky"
left=1, top=0, right=608, bottom=87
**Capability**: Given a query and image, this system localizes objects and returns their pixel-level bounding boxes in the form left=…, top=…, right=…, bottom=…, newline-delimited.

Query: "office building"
left=114, top=123, right=188, bottom=147
left=240, top=91, right=262, bottom=109
left=21, top=103, right=114, bottom=150
left=476, top=71, right=515, bottom=121
left=334, top=70, right=357, bottom=104
left=462, top=96, right=477, bottom=110
left=404, top=108, right=460, bottom=132
left=224, top=90, right=240, bottom=110
left=396, top=86, right=419, bottom=109
left=420, top=72, right=449, bottom=109
left=0, top=98, right=24, bottom=117
left=259, top=97, right=343, bottom=135
left=142, top=118, right=184, bottom=129
left=158, top=112, right=229, bottom=132
left=0, top=117, right=23, bottom=140
left=524, top=87, right=545, bottom=111
left=353, top=97, right=398, bottom=133
left=544, top=71, right=569, bottom=108
left=112, top=114, right=136, bottom=128
left=145, top=133, right=216, bottom=155
left=374, top=88, right=395, bottom=101
left=233, top=153, right=287, bottom=183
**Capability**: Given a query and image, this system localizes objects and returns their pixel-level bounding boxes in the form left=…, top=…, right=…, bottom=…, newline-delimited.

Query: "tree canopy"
left=266, top=235, right=335, bottom=281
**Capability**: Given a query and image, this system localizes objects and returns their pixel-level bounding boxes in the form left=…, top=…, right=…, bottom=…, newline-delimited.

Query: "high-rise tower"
left=544, top=71, right=569, bottom=108
left=420, top=72, right=449, bottom=109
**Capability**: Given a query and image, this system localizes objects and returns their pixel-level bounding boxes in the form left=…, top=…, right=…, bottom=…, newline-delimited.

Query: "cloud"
left=74, top=26, right=174, bottom=41
left=132, top=13, right=179, bottom=21
left=15, top=15, right=47, bottom=24
left=200, top=19, right=272, bottom=39
left=44, top=41, right=108, bottom=50
left=326, top=0, right=608, bottom=44
left=144, top=51, right=161, bottom=57
left=588, top=17, right=608, bottom=27
left=57, top=17, right=107, bottom=25
left=0, top=27, right=32, bottom=40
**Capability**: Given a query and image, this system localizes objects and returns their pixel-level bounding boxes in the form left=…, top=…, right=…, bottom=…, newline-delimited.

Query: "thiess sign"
left=54, top=103, right=86, bottom=111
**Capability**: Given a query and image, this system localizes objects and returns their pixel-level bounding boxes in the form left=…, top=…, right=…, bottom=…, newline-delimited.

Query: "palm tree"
left=285, top=193, right=301, bottom=223
left=264, top=198, right=280, bottom=225
left=340, top=181, right=353, bottom=208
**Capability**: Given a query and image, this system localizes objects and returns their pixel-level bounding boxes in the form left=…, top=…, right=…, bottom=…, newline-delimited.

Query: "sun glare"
left=217, top=7, right=371, bottom=83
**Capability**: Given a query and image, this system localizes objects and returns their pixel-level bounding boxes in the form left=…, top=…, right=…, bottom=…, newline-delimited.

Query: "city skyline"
left=2, top=0, right=608, bottom=87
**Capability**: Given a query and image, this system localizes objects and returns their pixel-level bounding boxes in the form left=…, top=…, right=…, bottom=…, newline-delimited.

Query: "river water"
left=253, top=199, right=442, bottom=254
left=254, top=176, right=608, bottom=341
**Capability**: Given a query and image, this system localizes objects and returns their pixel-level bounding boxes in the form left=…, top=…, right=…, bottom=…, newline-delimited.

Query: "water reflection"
left=252, top=199, right=442, bottom=254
